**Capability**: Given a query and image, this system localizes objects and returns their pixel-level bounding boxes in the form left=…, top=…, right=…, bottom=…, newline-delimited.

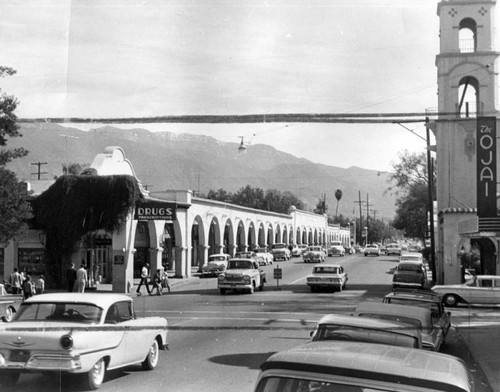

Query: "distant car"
left=408, top=245, right=422, bottom=253
left=289, top=245, right=301, bottom=257
left=343, top=245, right=354, bottom=255
left=400, top=252, right=424, bottom=263
left=354, top=301, right=444, bottom=351
left=383, top=289, right=451, bottom=337
left=327, top=242, right=345, bottom=257
left=270, top=243, right=291, bottom=261
left=364, top=244, right=380, bottom=256
left=306, top=264, right=347, bottom=292
left=254, top=248, right=274, bottom=265
left=432, top=275, right=500, bottom=307
left=254, top=341, right=473, bottom=392
left=353, top=245, right=364, bottom=253
left=201, top=254, right=231, bottom=277
left=385, top=243, right=402, bottom=256
left=392, top=261, right=428, bottom=289
left=298, top=244, right=308, bottom=255
left=310, top=313, right=422, bottom=349
left=234, top=251, right=257, bottom=259
left=302, top=246, right=326, bottom=263
left=0, top=293, right=168, bottom=389
left=0, top=284, right=19, bottom=323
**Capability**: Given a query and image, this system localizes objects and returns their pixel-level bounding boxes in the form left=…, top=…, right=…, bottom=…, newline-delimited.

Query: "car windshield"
left=313, top=324, right=418, bottom=348
left=209, top=255, right=227, bottom=261
left=15, top=302, right=103, bottom=324
left=228, top=260, right=253, bottom=269
left=397, top=264, right=423, bottom=272
left=256, top=377, right=367, bottom=392
left=314, top=267, right=339, bottom=274
left=357, top=313, right=422, bottom=330
left=386, top=298, right=441, bottom=317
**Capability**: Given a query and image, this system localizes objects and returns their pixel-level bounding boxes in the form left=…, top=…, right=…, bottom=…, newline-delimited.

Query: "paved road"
left=5, top=253, right=497, bottom=392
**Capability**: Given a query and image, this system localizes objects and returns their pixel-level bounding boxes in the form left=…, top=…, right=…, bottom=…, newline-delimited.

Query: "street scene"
left=2, top=0, right=500, bottom=391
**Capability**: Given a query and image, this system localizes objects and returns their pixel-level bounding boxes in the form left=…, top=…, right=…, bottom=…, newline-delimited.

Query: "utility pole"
left=366, top=193, right=370, bottom=245
left=31, top=162, right=48, bottom=180
left=426, top=117, right=436, bottom=282
left=358, top=191, right=363, bottom=245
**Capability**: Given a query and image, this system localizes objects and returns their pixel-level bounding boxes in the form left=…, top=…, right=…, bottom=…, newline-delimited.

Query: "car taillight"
left=60, top=334, right=73, bottom=350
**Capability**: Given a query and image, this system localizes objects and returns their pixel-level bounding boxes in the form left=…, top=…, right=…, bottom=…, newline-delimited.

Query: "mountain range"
left=6, top=123, right=397, bottom=221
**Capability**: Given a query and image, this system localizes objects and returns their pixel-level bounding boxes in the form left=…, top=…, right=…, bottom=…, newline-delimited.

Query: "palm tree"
left=335, top=189, right=343, bottom=217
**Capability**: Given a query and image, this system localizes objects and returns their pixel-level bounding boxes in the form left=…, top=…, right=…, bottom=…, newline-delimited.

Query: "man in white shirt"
left=76, top=264, right=87, bottom=293
left=136, top=263, right=152, bottom=296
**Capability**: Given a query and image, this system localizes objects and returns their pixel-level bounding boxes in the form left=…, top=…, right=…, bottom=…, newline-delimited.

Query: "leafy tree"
left=232, top=185, right=266, bottom=210
left=334, top=189, right=342, bottom=216
left=207, top=188, right=231, bottom=202
left=264, top=189, right=304, bottom=213
left=0, top=66, right=32, bottom=242
left=62, top=162, right=90, bottom=175
left=314, top=194, right=327, bottom=215
left=389, top=150, right=433, bottom=243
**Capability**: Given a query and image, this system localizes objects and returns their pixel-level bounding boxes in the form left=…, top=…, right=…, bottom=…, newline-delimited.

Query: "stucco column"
left=111, top=211, right=137, bottom=293
left=149, top=247, right=163, bottom=276
left=198, top=245, right=209, bottom=272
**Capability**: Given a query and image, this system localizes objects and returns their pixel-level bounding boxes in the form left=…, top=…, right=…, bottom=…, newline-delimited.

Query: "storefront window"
left=18, top=248, right=46, bottom=277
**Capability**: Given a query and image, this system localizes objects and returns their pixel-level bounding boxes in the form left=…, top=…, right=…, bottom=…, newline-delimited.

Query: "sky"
left=0, top=0, right=442, bottom=172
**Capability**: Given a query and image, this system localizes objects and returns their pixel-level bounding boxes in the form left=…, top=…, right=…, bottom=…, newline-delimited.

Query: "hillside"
left=6, top=123, right=397, bottom=220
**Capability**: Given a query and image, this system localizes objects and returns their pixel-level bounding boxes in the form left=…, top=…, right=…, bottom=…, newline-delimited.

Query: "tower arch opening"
left=457, top=76, right=480, bottom=117
left=459, top=18, right=476, bottom=53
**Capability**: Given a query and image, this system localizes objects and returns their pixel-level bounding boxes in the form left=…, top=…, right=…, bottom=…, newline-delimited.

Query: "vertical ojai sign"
left=476, top=117, right=497, bottom=221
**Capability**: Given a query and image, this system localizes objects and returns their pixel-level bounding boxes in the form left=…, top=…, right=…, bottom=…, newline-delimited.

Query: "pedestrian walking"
left=162, top=265, right=171, bottom=294
left=35, top=274, right=45, bottom=295
left=9, top=268, right=23, bottom=295
left=22, top=275, right=34, bottom=301
left=66, top=263, right=77, bottom=292
left=136, top=263, right=152, bottom=296
left=76, top=264, right=87, bottom=293
left=152, top=269, right=163, bottom=295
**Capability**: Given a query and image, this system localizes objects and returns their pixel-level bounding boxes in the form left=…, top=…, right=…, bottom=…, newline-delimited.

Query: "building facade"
left=1, top=146, right=350, bottom=292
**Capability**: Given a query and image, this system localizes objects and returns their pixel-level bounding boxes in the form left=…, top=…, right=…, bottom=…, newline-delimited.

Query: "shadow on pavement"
left=209, top=352, right=276, bottom=370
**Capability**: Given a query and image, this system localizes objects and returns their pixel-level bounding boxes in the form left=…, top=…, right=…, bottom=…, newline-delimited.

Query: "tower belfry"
left=433, top=0, right=500, bottom=284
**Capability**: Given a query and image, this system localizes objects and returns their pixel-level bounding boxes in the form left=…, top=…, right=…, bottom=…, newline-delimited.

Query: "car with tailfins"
left=310, top=313, right=422, bottom=349
left=364, top=244, right=381, bottom=256
left=306, top=265, right=347, bottom=292
left=432, top=274, right=500, bottom=307
left=383, top=288, right=451, bottom=337
left=253, top=341, right=473, bottom=392
left=354, top=301, right=444, bottom=351
left=201, top=253, right=231, bottom=277
left=302, top=246, right=326, bottom=263
left=0, top=293, right=168, bottom=390
left=0, top=284, right=19, bottom=323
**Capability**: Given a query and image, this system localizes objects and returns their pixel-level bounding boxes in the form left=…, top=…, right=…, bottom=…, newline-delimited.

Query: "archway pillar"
left=111, top=211, right=137, bottom=293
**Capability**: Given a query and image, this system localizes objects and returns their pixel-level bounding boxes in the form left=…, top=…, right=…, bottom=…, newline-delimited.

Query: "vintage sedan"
left=0, top=284, right=19, bottom=323
left=254, top=341, right=473, bottom=392
left=364, top=244, right=381, bottom=256
left=306, top=265, right=347, bottom=292
left=310, top=313, right=422, bottom=348
left=383, top=289, right=451, bottom=337
left=385, top=243, right=402, bottom=256
left=432, top=275, right=500, bottom=307
left=302, top=246, right=326, bottom=263
left=201, top=253, right=231, bottom=277
left=254, top=248, right=274, bottom=265
left=327, top=242, right=345, bottom=257
left=0, top=293, right=168, bottom=390
left=354, top=301, right=444, bottom=351
left=392, top=261, right=428, bottom=289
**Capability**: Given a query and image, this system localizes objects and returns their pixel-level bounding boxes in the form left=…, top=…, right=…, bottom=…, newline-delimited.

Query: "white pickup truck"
left=217, top=258, right=266, bottom=294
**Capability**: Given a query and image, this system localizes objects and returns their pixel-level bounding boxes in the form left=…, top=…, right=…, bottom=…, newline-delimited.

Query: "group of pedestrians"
left=9, top=267, right=45, bottom=301
left=66, top=263, right=88, bottom=293
left=136, top=263, right=171, bottom=296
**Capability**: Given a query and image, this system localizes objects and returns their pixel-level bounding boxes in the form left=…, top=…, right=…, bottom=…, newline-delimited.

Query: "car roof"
left=316, top=314, right=421, bottom=338
left=385, top=290, right=441, bottom=302
left=260, top=341, right=472, bottom=392
left=23, top=293, right=131, bottom=309
left=355, top=301, right=431, bottom=320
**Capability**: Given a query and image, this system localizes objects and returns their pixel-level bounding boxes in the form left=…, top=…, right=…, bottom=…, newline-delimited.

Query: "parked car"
left=253, top=341, right=473, bottom=392
left=0, top=293, right=168, bottom=389
left=306, top=264, right=347, bottom=292
left=392, top=261, right=428, bottom=289
left=234, top=251, right=257, bottom=259
left=302, top=246, right=326, bottom=263
left=364, top=244, right=381, bottom=256
left=385, top=243, right=402, bottom=256
left=254, top=248, right=274, bottom=265
left=0, top=284, right=19, bottom=323
left=400, top=252, right=424, bottom=263
left=432, top=275, right=500, bottom=307
left=327, top=241, right=345, bottom=257
left=343, top=245, right=355, bottom=255
left=354, top=301, right=444, bottom=351
left=217, top=258, right=266, bottom=294
left=201, top=254, right=231, bottom=277
left=289, top=245, right=302, bottom=257
left=383, top=289, right=451, bottom=337
left=353, top=245, right=364, bottom=253
left=270, top=243, right=291, bottom=261
left=297, top=244, right=308, bottom=255
left=310, top=313, right=422, bottom=348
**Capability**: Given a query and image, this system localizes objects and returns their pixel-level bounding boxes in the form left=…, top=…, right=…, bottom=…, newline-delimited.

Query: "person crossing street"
left=136, top=262, right=152, bottom=296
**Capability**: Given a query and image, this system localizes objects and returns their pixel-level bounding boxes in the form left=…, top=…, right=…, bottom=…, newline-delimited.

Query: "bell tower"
left=433, top=0, right=500, bottom=284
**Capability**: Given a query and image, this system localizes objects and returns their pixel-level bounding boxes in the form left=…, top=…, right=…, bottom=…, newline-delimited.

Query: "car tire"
left=142, top=339, right=160, bottom=370
left=85, top=358, right=106, bottom=390
left=443, top=294, right=459, bottom=307
left=219, top=288, right=226, bottom=295
left=2, top=306, right=14, bottom=322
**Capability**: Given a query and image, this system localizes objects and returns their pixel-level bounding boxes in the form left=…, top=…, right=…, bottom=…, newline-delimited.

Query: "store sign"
left=476, top=117, right=497, bottom=219
left=134, top=200, right=177, bottom=221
